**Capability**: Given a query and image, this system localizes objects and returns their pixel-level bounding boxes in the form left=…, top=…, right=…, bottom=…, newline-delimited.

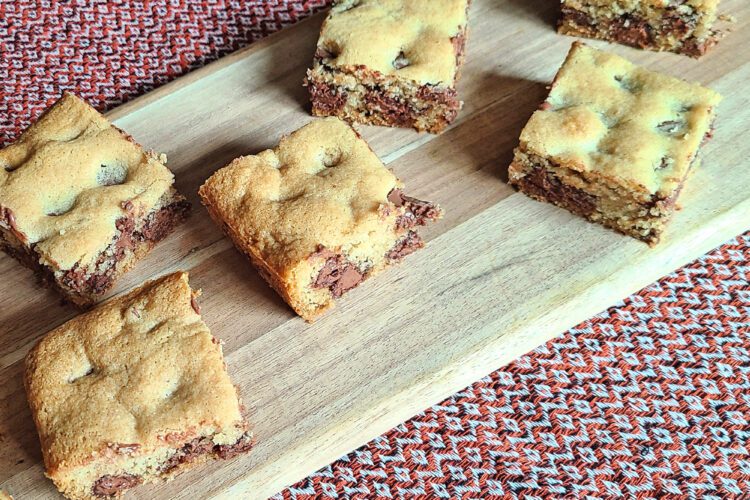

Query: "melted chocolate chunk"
left=312, top=250, right=366, bottom=298
left=387, top=189, right=441, bottom=229
left=138, top=199, right=191, bottom=242
left=386, top=230, right=424, bottom=262
left=562, top=7, right=706, bottom=56
left=215, top=436, right=255, bottom=460
left=516, top=165, right=597, bottom=217
left=364, top=91, right=415, bottom=127
left=160, top=436, right=215, bottom=473
left=92, top=474, right=142, bottom=497
left=60, top=200, right=190, bottom=297
left=610, top=14, right=653, bottom=48
left=160, top=433, right=254, bottom=473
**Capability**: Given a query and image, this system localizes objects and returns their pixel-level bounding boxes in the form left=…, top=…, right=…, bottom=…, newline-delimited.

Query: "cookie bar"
left=509, top=42, right=721, bottom=244
left=306, top=0, right=471, bottom=134
left=24, top=272, right=253, bottom=500
left=0, top=93, right=189, bottom=307
left=559, top=0, right=721, bottom=57
left=199, top=117, right=442, bottom=321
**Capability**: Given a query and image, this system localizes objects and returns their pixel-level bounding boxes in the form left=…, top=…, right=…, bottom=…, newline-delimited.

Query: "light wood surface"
left=1, top=1, right=748, bottom=498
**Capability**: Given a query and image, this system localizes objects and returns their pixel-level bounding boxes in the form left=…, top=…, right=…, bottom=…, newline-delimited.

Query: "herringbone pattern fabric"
left=277, top=234, right=750, bottom=499
left=1, top=2, right=748, bottom=498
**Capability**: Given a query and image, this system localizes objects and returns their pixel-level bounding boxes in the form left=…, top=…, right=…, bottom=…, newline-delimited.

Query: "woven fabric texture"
left=1, top=1, right=748, bottom=498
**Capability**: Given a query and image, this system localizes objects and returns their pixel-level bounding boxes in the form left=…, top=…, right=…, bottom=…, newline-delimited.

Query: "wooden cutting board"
left=1, top=0, right=748, bottom=498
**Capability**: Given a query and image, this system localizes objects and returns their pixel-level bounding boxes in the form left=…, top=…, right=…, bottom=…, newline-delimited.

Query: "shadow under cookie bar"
left=558, top=1, right=720, bottom=57
left=0, top=193, right=189, bottom=307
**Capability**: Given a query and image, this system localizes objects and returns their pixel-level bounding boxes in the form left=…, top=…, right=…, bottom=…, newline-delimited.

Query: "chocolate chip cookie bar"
left=306, top=0, right=471, bottom=134
left=509, top=42, right=721, bottom=245
left=0, top=93, right=189, bottom=307
left=559, top=0, right=721, bottom=57
left=199, top=117, right=442, bottom=321
left=24, top=272, right=253, bottom=500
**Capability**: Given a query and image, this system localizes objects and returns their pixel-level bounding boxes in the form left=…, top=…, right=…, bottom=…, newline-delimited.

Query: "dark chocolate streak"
left=311, top=247, right=366, bottom=298
left=91, top=433, right=253, bottom=497
left=308, top=81, right=348, bottom=114
left=309, top=26, right=465, bottom=128
left=561, top=7, right=705, bottom=55
left=0, top=201, right=189, bottom=301
left=386, top=230, right=424, bottom=262
left=61, top=200, right=190, bottom=297
left=516, top=166, right=597, bottom=217
left=387, top=188, right=441, bottom=229
left=92, top=474, right=142, bottom=497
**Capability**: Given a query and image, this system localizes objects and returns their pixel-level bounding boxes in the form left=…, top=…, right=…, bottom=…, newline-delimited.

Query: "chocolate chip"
left=92, top=474, right=142, bottom=497
left=386, top=230, right=424, bottom=262
left=614, top=74, right=640, bottom=93
left=315, top=42, right=340, bottom=60
left=656, top=120, right=685, bottom=136
left=393, top=51, right=410, bottom=69
left=311, top=248, right=366, bottom=298
left=657, top=157, right=675, bottom=170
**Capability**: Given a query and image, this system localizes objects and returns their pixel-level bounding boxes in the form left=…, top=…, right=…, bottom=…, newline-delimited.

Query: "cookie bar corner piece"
left=508, top=42, right=721, bottom=245
left=24, top=272, right=253, bottom=500
left=0, top=93, right=189, bottom=307
left=199, top=117, right=442, bottom=322
left=558, top=0, right=722, bottom=57
left=306, top=0, right=471, bottom=133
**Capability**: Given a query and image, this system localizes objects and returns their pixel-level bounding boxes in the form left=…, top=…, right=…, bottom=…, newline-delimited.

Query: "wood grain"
left=1, top=0, right=749, bottom=498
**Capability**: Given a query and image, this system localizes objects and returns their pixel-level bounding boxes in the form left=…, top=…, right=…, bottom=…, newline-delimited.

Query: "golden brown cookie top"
left=316, top=0, right=469, bottom=86
left=24, top=272, right=245, bottom=474
left=519, top=43, right=721, bottom=197
left=0, top=93, right=175, bottom=270
left=199, top=117, right=408, bottom=273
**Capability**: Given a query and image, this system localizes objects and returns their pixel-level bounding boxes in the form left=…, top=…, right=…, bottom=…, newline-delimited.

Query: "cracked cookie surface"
left=307, top=0, right=471, bottom=133
left=24, top=272, right=252, bottom=500
left=0, top=93, right=188, bottom=305
left=509, top=43, right=721, bottom=244
left=199, top=117, right=442, bottom=321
